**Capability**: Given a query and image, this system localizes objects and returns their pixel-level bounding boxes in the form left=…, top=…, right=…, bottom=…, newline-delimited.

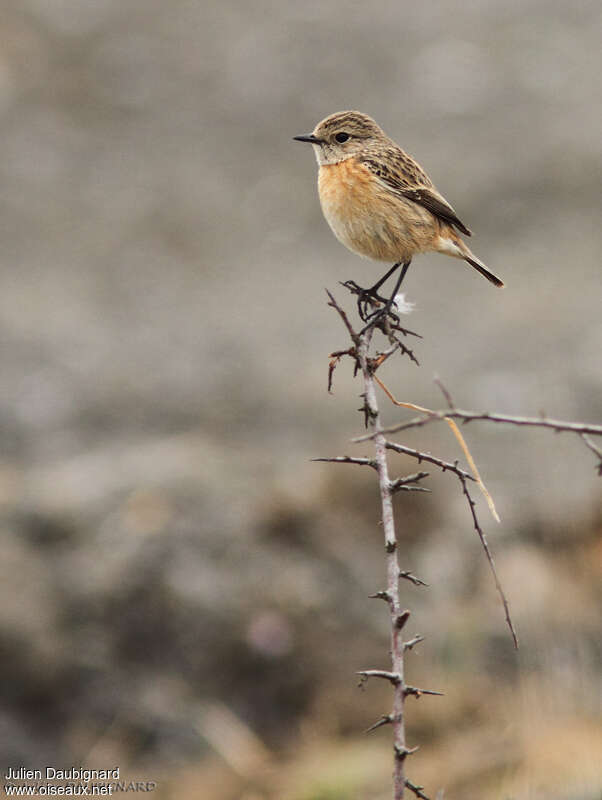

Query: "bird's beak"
left=293, top=134, right=323, bottom=144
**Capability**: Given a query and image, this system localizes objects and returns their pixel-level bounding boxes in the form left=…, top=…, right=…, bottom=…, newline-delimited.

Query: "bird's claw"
left=340, top=280, right=389, bottom=322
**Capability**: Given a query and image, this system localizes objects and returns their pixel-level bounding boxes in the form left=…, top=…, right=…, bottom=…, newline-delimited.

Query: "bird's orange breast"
left=318, top=159, right=377, bottom=222
left=317, top=158, right=429, bottom=262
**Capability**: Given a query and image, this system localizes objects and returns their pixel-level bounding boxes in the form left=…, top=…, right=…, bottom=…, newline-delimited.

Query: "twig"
left=311, top=455, right=377, bottom=470
left=580, top=433, right=602, bottom=475
left=386, top=442, right=475, bottom=482
left=374, top=341, right=409, bottom=368
left=326, top=289, right=360, bottom=346
left=433, top=375, right=455, bottom=409
left=328, top=349, right=356, bottom=392
left=457, top=472, right=519, bottom=649
left=356, top=409, right=602, bottom=439
left=386, top=337, right=420, bottom=367
left=389, top=471, right=431, bottom=494
left=405, top=778, right=431, bottom=799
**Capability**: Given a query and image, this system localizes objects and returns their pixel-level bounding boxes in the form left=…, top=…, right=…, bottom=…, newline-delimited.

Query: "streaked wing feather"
left=361, top=149, right=472, bottom=237
left=398, top=187, right=472, bottom=237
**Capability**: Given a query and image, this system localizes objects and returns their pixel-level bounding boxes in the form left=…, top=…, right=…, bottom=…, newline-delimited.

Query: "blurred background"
left=0, top=1, right=600, bottom=798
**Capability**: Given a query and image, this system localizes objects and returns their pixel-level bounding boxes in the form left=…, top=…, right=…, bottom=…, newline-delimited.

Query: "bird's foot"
left=340, top=280, right=389, bottom=322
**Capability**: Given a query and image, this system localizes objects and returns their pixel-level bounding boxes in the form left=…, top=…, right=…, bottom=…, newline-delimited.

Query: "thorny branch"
left=385, top=442, right=476, bottom=482
left=355, top=408, right=602, bottom=443
left=311, top=457, right=430, bottom=493
left=325, top=291, right=518, bottom=647
left=321, top=283, right=599, bottom=797
left=371, top=380, right=518, bottom=647
left=326, top=289, right=424, bottom=799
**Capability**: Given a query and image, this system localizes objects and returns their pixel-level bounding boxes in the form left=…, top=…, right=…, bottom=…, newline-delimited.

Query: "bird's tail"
left=447, top=237, right=505, bottom=288
left=463, top=252, right=505, bottom=288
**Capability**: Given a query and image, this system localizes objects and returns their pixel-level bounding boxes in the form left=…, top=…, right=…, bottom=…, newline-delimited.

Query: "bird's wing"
left=360, top=148, right=472, bottom=237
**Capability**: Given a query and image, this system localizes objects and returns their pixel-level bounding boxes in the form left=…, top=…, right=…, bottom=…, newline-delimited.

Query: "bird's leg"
left=381, top=258, right=411, bottom=315
left=367, top=261, right=403, bottom=297
left=361, top=259, right=412, bottom=333
left=342, top=262, right=402, bottom=321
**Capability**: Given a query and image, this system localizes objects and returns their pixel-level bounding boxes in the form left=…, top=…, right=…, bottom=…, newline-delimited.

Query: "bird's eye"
left=335, top=132, right=350, bottom=143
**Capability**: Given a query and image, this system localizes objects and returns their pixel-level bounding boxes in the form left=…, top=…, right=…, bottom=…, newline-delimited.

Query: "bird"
left=294, top=111, right=504, bottom=306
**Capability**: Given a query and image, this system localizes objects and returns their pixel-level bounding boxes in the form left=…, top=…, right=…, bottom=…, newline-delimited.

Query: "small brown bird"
left=294, top=111, right=504, bottom=296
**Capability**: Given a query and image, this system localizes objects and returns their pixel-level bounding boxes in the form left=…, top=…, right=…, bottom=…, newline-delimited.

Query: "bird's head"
left=294, top=111, right=387, bottom=166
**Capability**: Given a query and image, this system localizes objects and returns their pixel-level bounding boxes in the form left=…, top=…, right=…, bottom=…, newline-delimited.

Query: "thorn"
left=404, top=686, right=444, bottom=698
left=364, top=714, right=393, bottom=734
left=394, top=744, right=420, bottom=760
left=368, top=590, right=392, bottom=602
left=395, top=610, right=411, bottom=630
left=389, top=471, right=430, bottom=493
left=404, top=635, right=425, bottom=651
left=390, top=481, right=432, bottom=494
left=399, top=570, right=429, bottom=587
left=357, top=670, right=401, bottom=686
left=311, top=455, right=377, bottom=469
